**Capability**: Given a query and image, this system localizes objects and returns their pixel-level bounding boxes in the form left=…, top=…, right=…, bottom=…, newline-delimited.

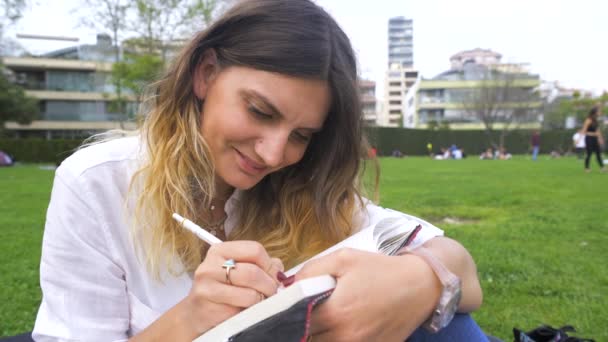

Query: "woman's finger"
left=207, top=241, right=283, bottom=283
left=218, top=261, right=278, bottom=298
left=204, top=281, right=268, bottom=308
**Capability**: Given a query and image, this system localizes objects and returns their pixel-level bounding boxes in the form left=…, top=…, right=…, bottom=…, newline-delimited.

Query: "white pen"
left=172, top=213, right=223, bottom=245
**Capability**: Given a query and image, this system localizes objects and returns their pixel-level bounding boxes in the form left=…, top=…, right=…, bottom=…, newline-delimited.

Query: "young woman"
left=581, top=106, right=605, bottom=173
left=33, top=1, right=485, bottom=341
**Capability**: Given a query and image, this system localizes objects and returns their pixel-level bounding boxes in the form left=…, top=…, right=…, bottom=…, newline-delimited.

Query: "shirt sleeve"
left=355, top=200, right=444, bottom=249
left=33, top=167, right=129, bottom=342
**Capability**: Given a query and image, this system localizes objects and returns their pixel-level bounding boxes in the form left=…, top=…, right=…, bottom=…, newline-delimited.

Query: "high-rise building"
left=378, top=17, right=418, bottom=127
left=388, top=17, right=413, bottom=68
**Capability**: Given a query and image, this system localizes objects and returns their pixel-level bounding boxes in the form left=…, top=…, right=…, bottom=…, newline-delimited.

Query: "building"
left=378, top=17, right=418, bottom=127
left=2, top=34, right=140, bottom=139
left=415, top=49, right=542, bottom=129
left=388, top=17, right=413, bottom=68
left=449, top=48, right=501, bottom=70
left=359, top=79, right=377, bottom=126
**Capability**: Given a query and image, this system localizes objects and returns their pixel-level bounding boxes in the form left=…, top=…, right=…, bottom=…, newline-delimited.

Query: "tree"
left=461, top=64, right=540, bottom=149
left=0, top=65, right=39, bottom=135
left=543, top=93, right=608, bottom=130
left=1, top=0, right=27, bottom=54
left=75, top=0, right=130, bottom=62
left=111, top=53, right=163, bottom=109
left=129, top=0, right=228, bottom=61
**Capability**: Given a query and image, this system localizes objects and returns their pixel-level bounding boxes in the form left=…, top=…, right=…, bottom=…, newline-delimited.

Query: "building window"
left=389, top=100, right=401, bottom=105
left=405, top=72, right=418, bottom=78
left=389, top=82, right=401, bottom=86
left=389, top=91, right=401, bottom=96
left=405, top=81, right=415, bottom=87
left=389, top=110, right=401, bottom=114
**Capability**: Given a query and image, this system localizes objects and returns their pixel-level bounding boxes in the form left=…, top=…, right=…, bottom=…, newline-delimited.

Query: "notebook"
left=193, top=216, right=422, bottom=342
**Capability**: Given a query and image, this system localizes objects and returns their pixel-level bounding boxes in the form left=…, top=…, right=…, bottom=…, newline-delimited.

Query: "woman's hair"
left=589, top=106, right=599, bottom=118
left=133, top=0, right=375, bottom=276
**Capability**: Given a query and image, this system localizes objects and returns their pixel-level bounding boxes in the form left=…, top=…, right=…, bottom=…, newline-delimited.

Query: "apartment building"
left=359, top=79, right=377, bottom=126
left=415, top=51, right=542, bottom=129
left=2, top=34, right=137, bottom=139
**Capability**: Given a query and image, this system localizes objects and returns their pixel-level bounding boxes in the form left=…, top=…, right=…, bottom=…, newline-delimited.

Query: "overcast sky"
left=8, top=0, right=608, bottom=95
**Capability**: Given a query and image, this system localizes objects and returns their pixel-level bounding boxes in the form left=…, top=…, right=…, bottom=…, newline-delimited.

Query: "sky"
left=6, top=0, right=608, bottom=95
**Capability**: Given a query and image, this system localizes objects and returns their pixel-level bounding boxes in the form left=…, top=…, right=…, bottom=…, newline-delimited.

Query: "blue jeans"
left=407, top=314, right=489, bottom=341
left=532, top=146, right=539, bottom=161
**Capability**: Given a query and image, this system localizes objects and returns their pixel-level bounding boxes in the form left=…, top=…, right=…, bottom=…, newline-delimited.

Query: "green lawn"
left=1, top=157, right=607, bottom=340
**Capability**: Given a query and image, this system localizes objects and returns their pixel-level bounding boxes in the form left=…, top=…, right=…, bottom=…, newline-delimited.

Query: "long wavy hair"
left=133, top=0, right=376, bottom=276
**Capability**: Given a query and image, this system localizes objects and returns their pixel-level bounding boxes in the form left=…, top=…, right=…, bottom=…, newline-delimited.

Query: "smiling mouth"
left=235, top=148, right=267, bottom=174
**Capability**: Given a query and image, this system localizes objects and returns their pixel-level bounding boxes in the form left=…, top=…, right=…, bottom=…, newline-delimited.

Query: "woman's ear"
left=193, top=49, right=220, bottom=100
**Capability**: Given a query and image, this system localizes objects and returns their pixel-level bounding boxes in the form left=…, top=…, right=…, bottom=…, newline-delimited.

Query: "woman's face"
left=196, top=66, right=330, bottom=192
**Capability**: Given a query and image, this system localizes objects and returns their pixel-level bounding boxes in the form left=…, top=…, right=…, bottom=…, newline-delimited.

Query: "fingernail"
left=282, top=275, right=295, bottom=287
left=277, top=271, right=287, bottom=282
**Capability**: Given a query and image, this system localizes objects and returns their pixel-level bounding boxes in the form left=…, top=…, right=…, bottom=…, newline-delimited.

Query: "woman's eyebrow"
left=241, top=89, right=283, bottom=117
left=241, top=89, right=323, bottom=132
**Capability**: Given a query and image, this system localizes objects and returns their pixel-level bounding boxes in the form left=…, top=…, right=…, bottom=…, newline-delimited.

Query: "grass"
left=1, top=157, right=607, bottom=340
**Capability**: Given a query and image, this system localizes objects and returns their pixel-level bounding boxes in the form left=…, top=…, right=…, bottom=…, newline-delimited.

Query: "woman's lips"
left=235, top=148, right=267, bottom=175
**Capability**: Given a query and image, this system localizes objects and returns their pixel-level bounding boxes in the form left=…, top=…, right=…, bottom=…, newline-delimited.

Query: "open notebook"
left=194, top=216, right=422, bottom=342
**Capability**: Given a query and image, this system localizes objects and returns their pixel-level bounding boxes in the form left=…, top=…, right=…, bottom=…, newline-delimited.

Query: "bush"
left=0, top=139, right=83, bottom=165
left=365, top=127, right=575, bottom=156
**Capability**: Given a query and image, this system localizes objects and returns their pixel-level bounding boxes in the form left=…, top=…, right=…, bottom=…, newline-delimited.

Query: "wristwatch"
left=400, top=246, right=462, bottom=333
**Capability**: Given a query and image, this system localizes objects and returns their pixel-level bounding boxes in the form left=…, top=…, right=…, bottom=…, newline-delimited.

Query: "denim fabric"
left=407, top=313, right=489, bottom=342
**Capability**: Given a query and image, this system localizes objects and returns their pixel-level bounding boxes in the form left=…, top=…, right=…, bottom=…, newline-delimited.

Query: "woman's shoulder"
left=57, top=135, right=143, bottom=181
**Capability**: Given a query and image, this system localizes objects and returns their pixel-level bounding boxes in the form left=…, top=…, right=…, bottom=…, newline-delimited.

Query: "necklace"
left=206, top=214, right=227, bottom=237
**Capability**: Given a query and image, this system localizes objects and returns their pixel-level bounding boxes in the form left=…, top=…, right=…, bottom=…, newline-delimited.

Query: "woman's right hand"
left=181, top=241, right=284, bottom=337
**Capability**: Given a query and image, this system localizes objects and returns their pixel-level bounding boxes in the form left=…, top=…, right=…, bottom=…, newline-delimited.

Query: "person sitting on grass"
left=32, top=1, right=485, bottom=341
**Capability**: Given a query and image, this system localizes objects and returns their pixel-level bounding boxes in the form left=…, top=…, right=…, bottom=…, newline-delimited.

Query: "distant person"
left=498, top=147, right=512, bottom=160
left=572, top=129, right=586, bottom=159
left=452, top=147, right=463, bottom=160
left=581, top=106, right=605, bottom=173
left=479, top=148, right=493, bottom=160
left=530, top=130, right=540, bottom=161
left=0, top=150, right=14, bottom=167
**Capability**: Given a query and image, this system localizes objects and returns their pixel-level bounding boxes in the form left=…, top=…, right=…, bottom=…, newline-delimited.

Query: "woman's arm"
left=419, top=236, right=483, bottom=312
left=294, top=236, right=483, bottom=341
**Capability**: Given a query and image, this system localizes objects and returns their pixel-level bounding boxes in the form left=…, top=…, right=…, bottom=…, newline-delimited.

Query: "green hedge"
left=0, top=128, right=577, bottom=163
left=0, top=139, right=83, bottom=164
left=365, top=128, right=576, bottom=156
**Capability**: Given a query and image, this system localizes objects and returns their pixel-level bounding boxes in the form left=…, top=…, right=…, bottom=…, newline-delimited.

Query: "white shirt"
left=33, top=136, right=443, bottom=341
left=573, top=132, right=586, bottom=148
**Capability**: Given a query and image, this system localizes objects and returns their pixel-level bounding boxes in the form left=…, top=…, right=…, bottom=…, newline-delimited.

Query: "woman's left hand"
left=294, top=248, right=441, bottom=341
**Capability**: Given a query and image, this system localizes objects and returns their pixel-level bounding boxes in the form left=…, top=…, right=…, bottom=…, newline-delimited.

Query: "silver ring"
left=222, top=259, right=236, bottom=285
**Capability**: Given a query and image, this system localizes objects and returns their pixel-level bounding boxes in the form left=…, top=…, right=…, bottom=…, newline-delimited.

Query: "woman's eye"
left=249, top=105, right=272, bottom=119
left=292, top=131, right=311, bottom=143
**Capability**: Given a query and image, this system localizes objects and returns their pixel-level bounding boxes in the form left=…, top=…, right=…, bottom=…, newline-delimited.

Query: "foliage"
left=544, top=93, right=608, bottom=130
left=0, top=139, right=82, bottom=164
left=2, top=159, right=607, bottom=341
left=74, top=0, right=130, bottom=62
left=112, top=53, right=164, bottom=104
left=129, top=0, right=228, bottom=60
left=0, top=65, right=39, bottom=134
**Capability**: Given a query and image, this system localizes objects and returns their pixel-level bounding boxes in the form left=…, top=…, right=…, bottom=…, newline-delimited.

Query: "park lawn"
left=1, top=157, right=607, bottom=340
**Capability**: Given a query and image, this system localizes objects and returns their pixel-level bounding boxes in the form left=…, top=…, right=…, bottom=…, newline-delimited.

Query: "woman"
left=581, top=106, right=605, bottom=173
left=33, top=0, right=484, bottom=341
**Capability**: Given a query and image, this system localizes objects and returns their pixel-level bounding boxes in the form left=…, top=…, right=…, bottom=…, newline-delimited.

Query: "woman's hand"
left=181, top=241, right=284, bottom=337
left=294, top=248, right=441, bottom=342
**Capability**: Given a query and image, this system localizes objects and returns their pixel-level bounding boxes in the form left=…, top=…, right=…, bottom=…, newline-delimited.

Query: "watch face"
left=437, top=287, right=462, bottom=328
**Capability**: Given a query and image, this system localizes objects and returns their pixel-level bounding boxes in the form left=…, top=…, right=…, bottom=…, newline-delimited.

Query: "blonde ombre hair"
left=132, top=0, right=377, bottom=276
